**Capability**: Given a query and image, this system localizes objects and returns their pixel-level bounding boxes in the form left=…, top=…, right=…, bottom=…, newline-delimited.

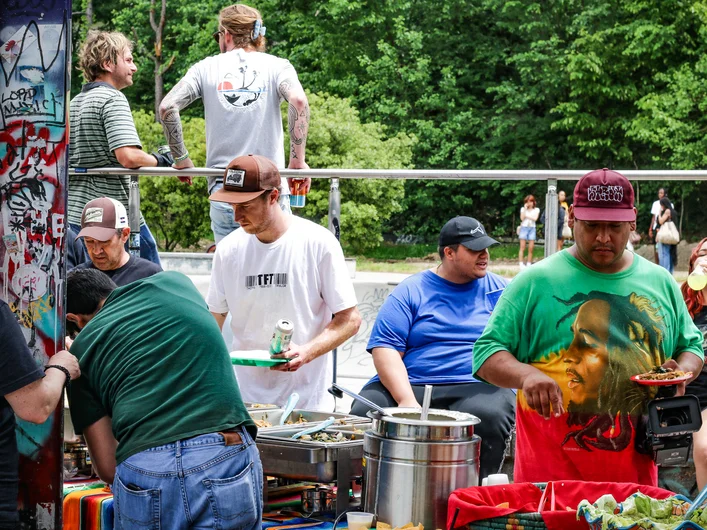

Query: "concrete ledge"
left=159, top=252, right=213, bottom=275
left=161, top=252, right=359, bottom=279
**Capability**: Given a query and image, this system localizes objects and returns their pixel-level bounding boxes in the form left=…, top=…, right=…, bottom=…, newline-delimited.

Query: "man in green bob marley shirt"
left=473, top=168, right=703, bottom=486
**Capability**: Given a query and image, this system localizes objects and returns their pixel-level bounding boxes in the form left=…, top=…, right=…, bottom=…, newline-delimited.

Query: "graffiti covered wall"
left=0, top=0, right=70, bottom=528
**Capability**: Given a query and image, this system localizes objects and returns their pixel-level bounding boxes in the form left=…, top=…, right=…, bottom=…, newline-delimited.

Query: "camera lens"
left=658, top=407, right=690, bottom=428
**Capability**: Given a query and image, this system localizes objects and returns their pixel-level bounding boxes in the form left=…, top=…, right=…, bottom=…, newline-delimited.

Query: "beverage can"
left=270, top=319, right=294, bottom=356
left=290, top=179, right=307, bottom=208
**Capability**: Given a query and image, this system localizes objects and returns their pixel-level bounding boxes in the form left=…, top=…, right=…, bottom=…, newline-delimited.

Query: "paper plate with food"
left=630, top=367, right=693, bottom=386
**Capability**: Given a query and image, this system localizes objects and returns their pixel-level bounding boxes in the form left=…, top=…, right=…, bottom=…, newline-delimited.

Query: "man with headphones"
left=159, top=3, right=311, bottom=243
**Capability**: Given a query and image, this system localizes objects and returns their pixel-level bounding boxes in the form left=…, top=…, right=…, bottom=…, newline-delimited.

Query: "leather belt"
left=218, top=430, right=243, bottom=446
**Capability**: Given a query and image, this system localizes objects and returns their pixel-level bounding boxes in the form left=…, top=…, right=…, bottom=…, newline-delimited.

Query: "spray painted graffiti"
left=1, top=1, right=69, bottom=528
left=337, top=286, right=392, bottom=378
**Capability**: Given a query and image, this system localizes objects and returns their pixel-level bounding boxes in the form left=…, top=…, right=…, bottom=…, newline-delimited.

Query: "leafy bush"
left=133, top=110, right=211, bottom=250
left=133, top=92, right=414, bottom=253
left=297, top=92, right=415, bottom=254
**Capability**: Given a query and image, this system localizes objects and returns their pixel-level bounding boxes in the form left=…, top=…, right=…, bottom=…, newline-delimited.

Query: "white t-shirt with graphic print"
left=181, top=49, right=297, bottom=193
left=206, top=216, right=358, bottom=411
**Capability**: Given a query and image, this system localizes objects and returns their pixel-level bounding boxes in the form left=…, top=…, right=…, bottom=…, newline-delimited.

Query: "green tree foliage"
left=74, top=0, right=707, bottom=246
left=298, top=93, right=415, bottom=253
left=132, top=110, right=211, bottom=251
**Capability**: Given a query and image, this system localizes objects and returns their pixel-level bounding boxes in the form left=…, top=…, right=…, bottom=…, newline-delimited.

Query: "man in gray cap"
left=73, top=197, right=161, bottom=287
left=350, top=216, right=515, bottom=479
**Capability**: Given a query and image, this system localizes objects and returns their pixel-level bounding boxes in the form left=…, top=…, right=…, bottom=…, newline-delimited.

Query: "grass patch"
left=354, top=241, right=547, bottom=262
left=355, top=242, right=438, bottom=260
left=356, top=259, right=435, bottom=274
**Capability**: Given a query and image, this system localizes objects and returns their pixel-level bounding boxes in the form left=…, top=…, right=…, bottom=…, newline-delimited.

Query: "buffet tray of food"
left=250, top=409, right=367, bottom=431
left=244, top=402, right=281, bottom=411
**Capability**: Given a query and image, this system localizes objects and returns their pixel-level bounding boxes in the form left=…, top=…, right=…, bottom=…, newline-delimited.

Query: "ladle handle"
left=420, top=385, right=433, bottom=421
left=330, top=383, right=389, bottom=416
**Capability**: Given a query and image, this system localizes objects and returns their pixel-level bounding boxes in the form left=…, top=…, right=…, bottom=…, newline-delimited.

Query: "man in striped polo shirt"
left=69, top=30, right=175, bottom=266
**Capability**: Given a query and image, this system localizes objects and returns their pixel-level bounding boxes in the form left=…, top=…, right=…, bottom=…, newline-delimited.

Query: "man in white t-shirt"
left=648, top=187, right=665, bottom=263
left=206, top=155, right=361, bottom=410
left=159, top=3, right=311, bottom=243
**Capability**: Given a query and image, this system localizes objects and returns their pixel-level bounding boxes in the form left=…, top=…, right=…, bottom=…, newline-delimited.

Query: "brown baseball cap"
left=209, top=154, right=280, bottom=204
left=77, top=197, right=129, bottom=241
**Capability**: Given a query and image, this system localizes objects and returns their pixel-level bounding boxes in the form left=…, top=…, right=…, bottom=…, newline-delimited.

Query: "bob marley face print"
left=551, top=291, right=664, bottom=452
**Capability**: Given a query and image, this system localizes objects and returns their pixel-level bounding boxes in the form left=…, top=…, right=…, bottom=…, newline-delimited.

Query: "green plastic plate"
left=229, top=350, right=291, bottom=367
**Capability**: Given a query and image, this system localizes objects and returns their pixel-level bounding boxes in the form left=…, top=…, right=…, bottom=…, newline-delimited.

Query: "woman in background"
left=657, top=196, right=678, bottom=274
left=682, top=238, right=707, bottom=490
left=519, top=194, right=540, bottom=268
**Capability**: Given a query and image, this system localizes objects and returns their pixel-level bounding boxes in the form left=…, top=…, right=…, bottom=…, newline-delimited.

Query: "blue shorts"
left=519, top=226, right=536, bottom=241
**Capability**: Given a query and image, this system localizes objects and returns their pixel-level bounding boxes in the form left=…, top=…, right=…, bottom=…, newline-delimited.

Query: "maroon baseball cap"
left=209, top=154, right=280, bottom=204
left=573, top=168, right=636, bottom=222
left=77, top=197, right=129, bottom=241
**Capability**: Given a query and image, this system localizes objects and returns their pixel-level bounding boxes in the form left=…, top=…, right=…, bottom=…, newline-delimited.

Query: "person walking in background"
left=559, top=190, right=570, bottom=249
left=649, top=188, right=667, bottom=264
left=159, top=3, right=310, bottom=243
left=518, top=194, right=540, bottom=267
left=682, top=238, right=707, bottom=490
left=657, top=196, right=678, bottom=274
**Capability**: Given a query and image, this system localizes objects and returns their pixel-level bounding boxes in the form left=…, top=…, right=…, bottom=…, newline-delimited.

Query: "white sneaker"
left=519, top=262, right=526, bottom=269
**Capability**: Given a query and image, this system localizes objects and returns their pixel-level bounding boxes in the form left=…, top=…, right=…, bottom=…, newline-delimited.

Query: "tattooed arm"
left=278, top=77, right=311, bottom=184
left=159, top=79, right=200, bottom=177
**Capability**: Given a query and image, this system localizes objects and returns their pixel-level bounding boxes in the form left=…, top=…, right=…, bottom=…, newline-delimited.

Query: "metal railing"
left=69, top=167, right=706, bottom=259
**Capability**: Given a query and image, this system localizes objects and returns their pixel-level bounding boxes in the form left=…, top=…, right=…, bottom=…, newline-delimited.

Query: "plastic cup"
left=347, top=512, right=375, bottom=530
left=290, top=178, right=307, bottom=208
left=486, top=473, right=510, bottom=486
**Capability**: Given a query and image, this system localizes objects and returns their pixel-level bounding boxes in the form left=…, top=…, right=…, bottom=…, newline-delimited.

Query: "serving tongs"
left=685, top=482, right=707, bottom=521
left=328, top=383, right=390, bottom=416
left=279, top=392, right=300, bottom=426
left=290, top=416, right=336, bottom=440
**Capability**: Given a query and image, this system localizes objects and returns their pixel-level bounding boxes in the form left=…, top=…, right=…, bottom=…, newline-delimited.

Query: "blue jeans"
left=69, top=222, right=162, bottom=267
left=519, top=226, right=536, bottom=241
left=113, top=428, right=262, bottom=530
left=659, top=242, right=675, bottom=274
left=210, top=184, right=291, bottom=244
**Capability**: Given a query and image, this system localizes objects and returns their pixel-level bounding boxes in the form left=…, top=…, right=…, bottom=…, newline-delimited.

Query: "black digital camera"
left=637, top=385, right=702, bottom=466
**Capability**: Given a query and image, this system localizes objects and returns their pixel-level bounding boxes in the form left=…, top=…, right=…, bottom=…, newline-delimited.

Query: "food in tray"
left=298, top=431, right=351, bottom=443
left=634, top=367, right=690, bottom=381
left=577, top=492, right=699, bottom=529
left=254, top=419, right=272, bottom=428
left=376, top=522, right=425, bottom=530
left=249, top=403, right=278, bottom=409
left=285, top=414, right=308, bottom=425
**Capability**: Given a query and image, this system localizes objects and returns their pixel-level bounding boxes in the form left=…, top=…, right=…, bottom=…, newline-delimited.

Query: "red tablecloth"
left=448, top=481, right=677, bottom=530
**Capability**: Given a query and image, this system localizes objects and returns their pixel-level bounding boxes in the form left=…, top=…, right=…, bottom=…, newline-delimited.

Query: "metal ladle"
left=328, top=383, right=390, bottom=416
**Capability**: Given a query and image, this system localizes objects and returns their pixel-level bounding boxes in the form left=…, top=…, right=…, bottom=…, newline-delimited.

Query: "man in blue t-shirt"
left=351, top=216, right=515, bottom=479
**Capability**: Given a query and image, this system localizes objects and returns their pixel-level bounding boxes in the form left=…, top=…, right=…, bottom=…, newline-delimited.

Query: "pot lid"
left=367, top=407, right=480, bottom=427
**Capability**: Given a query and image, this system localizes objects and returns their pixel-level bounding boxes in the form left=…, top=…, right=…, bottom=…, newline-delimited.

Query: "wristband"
left=174, top=152, right=190, bottom=163
left=44, top=365, right=71, bottom=387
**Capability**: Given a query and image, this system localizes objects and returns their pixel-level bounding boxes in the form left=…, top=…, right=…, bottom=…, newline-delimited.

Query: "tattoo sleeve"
left=159, top=79, right=199, bottom=159
left=279, top=78, right=310, bottom=162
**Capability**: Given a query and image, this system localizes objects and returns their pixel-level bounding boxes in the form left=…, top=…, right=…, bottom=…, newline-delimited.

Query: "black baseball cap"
left=438, top=216, right=499, bottom=251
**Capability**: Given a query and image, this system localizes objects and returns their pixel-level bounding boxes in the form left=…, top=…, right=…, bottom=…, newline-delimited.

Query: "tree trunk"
left=149, top=0, right=167, bottom=122
left=86, top=0, right=94, bottom=26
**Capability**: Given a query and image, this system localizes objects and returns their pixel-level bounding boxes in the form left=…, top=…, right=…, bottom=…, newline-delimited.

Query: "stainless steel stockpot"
left=362, top=408, right=481, bottom=530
